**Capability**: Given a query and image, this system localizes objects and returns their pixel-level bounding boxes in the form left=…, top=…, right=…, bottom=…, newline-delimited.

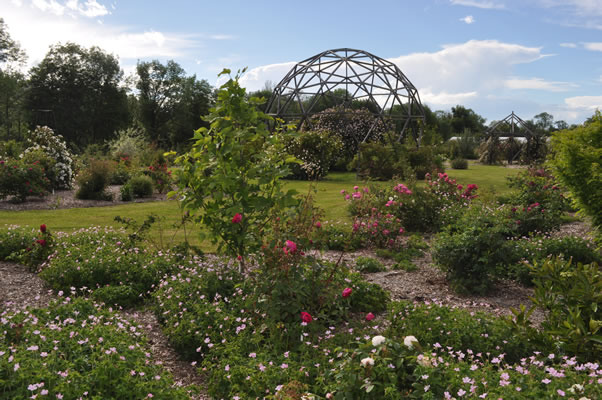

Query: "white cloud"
left=583, top=42, right=602, bottom=51
left=504, top=77, right=577, bottom=91
left=420, top=89, right=478, bottom=105
left=208, top=34, right=235, bottom=40
left=540, top=0, right=602, bottom=17
left=66, top=0, right=110, bottom=18
left=560, top=42, right=577, bottom=48
left=32, top=0, right=65, bottom=15
left=239, top=62, right=296, bottom=90
left=565, top=95, right=602, bottom=110
left=3, top=2, right=200, bottom=66
left=450, top=0, right=505, bottom=9
left=460, top=15, right=476, bottom=24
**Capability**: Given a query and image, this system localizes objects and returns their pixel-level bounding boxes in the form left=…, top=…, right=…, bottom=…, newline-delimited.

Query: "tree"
left=168, top=75, right=213, bottom=147
left=450, top=105, right=486, bottom=137
left=26, top=43, right=129, bottom=147
left=0, top=18, right=26, bottom=65
left=533, top=112, right=554, bottom=134
left=0, top=18, right=28, bottom=140
left=136, top=60, right=185, bottom=145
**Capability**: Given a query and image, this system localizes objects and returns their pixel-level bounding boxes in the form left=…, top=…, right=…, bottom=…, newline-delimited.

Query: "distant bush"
left=75, top=159, right=113, bottom=200
left=120, top=182, right=133, bottom=201
left=109, top=159, right=132, bottom=185
left=21, top=126, right=74, bottom=189
left=355, top=256, right=386, bottom=273
left=128, top=175, right=154, bottom=198
left=0, top=139, right=24, bottom=158
left=450, top=157, right=468, bottom=169
left=108, top=126, right=148, bottom=161
left=0, top=157, right=50, bottom=202
left=406, top=145, right=444, bottom=179
left=284, top=130, right=343, bottom=180
left=351, top=141, right=413, bottom=180
left=145, top=152, right=172, bottom=192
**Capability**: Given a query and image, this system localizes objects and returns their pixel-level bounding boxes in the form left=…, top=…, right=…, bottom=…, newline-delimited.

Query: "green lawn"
left=0, top=164, right=520, bottom=249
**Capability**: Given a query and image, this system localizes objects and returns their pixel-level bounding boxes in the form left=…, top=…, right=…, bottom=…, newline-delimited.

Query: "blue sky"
left=4, top=0, right=602, bottom=124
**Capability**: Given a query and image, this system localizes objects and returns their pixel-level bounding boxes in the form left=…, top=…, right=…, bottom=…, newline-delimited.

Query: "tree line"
left=0, top=18, right=576, bottom=153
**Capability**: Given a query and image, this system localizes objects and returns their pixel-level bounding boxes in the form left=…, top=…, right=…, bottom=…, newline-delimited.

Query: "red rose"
left=284, top=240, right=297, bottom=254
left=36, top=239, right=47, bottom=247
left=365, top=312, right=375, bottom=321
left=40, top=224, right=47, bottom=233
left=315, top=221, right=322, bottom=228
left=300, top=312, right=313, bottom=323
left=342, top=287, right=352, bottom=298
left=231, top=213, right=242, bottom=224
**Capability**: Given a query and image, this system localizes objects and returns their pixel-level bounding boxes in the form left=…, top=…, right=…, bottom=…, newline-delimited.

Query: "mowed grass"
left=0, top=165, right=520, bottom=249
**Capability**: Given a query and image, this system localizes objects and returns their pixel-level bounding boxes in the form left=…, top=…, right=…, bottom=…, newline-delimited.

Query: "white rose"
left=371, top=335, right=386, bottom=346
left=360, top=357, right=374, bottom=367
left=403, top=335, right=418, bottom=349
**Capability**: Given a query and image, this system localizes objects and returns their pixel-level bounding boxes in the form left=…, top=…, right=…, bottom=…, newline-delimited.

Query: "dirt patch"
left=0, top=261, right=56, bottom=313
left=0, top=185, right=170, bottom=211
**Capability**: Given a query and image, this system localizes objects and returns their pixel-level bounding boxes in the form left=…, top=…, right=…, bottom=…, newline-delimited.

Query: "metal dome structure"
left=265, top=48, right=426, bottom=143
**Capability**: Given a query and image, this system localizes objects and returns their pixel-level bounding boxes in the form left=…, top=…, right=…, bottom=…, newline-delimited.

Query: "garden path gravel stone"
left=0, top=261, right=55, bottom=313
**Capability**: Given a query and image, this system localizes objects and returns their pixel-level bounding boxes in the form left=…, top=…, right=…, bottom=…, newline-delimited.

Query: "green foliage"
left=75, top=159, right=114, bottom=201
left=450, top=157, right=468, bottom=169
left=508, top=258, right=602, bottom=361
left=21, top=126, right=74, bottom=189
left=128, top=175, right=154, bottom=198
left=549, top=111, right=602, bottom=227
left=432, top=206, right=512, bottom=294
left=0, top=225, right=36, bottom=260
left=8, top=223, right=53, bottom=270
left=0, top=139, right=23, bottom=157
left=406, top=145, right=444, bottom=179
left=145, top=152, right=172, bottom=193
left=392, top=259, right=418, bottom=271
left=120, top=181, right=133, bottom=201
left=310, top=106, right=391, bottom=167
left=387, top=301, right=539, bottom=363
left=0, top=157, right=50, bottom=202
left=355, top=256, right=386, bottom=273
left=109, top=158, right=132, bottom=185
left=107, top=126, right=149, bottom=161
left=173, top=69, right=298, bottom=260
left=352, top=141, right=413, bottom=180
left=311, top=222, right=363, bottom=251
left=0, top=298, right=194, bottom=399
left=507, top=166, right=569, bottom=214
left=326, top=335, right=418, bottom=399
left=38, top=227, right=182, bottom=307
left=284, top=130, right=343, bottom=180
left=26, top=43, right=129, bottom=147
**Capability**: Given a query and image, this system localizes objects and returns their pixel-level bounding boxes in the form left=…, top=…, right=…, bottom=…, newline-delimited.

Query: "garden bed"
left=0, top=185, right=170, bottom=211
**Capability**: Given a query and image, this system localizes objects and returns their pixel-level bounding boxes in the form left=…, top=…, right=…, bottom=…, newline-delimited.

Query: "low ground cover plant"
left=38, top=227, right=184, bottom=307
left=0, top=298, right=195, bottom=399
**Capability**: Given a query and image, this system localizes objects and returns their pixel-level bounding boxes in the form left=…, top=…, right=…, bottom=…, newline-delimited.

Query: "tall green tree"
left=26, top=43, right=129, bottom=147
left=136, top=60, right=185, bottom=145
left=450, top=105, right=486, bottom=137
left=168, top=75, right=213, bottom=147
left=0, top=18, right=28, bottom=140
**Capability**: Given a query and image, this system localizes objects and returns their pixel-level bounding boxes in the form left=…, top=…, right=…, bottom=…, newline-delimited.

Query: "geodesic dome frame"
left=265, top=48, right=426, bottom=144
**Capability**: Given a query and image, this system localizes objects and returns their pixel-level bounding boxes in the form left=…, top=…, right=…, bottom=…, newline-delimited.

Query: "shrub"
left=311, top=222, right=363, bottom=251
left=450, top=157, right=468, bottom=169
left=0, top=157, right=50, bottom=202
left=549, top=111, right=602, bottom=227
left=406, top=145, right=444, bottom=179
left=109, top=158, right=132, bottom=184
left=8, top=224, right=54, bottom=270
left=351, top=141, right=413, bottom=181
left=173, top=69, right=298, bottom=261
left=309, top=106, right=391, bottom=165
left=284, top=130, right=343, bottom=180
left=432, top=206, right=513, bottom=294
left=506, top=166, right=569, bottom=215
left=508, top=257, right=602, bottom=361
left=75, top=159, right=114, bottom=200
left=355, top=256, right=386, bottom=273
left=20, top=148, right=57, bottom=188
left=21, top=126, right=74, bottom=189
left=0, top=139, right=24, bottom=157
left=145, top=152, right=172, bottom=193
left=108, top=126, right=148, bottom=161
left=120, top=181, right=133, bottom=201
left=0, top=226, right=36, bottom=260
left=0, top=298, right=194, bottom=399
left=128, top=175, right=154, bottom=198
left=387, top=301, right=539, bottom=363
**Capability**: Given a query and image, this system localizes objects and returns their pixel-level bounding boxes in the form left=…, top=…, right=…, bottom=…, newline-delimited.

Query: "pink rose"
left=365, top=312, right=375, bottom=321
left=342, top=288, right=352, bottom=298
left=231, top=213, right=242, bottom=224
left=301, top=312, right=313, bottom=323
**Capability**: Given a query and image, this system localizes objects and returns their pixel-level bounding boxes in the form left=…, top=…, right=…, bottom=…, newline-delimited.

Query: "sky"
left=3, top=0, right=602, bottom=124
